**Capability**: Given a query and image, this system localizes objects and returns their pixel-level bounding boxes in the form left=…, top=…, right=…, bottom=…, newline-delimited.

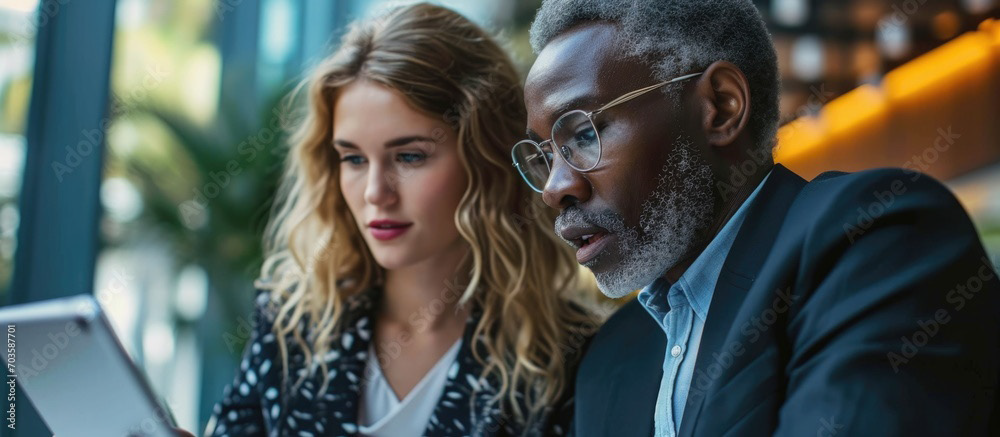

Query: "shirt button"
left=671, top=345, right=682, bottom=357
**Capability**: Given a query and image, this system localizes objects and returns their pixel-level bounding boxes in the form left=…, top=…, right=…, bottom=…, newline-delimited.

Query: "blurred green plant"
left=107, top=86, right=296, bottom=431
left=120, top=92, right=291, bottom=327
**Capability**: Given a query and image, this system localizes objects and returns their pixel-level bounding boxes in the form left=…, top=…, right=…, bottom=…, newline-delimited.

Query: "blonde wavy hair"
left=256, top=2, right=596, bottom=426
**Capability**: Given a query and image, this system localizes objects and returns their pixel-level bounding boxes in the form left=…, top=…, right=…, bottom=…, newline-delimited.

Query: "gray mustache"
left=554, top=206, right=626, bottom=238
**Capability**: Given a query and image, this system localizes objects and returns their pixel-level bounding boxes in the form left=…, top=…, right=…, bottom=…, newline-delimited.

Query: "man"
left=512, top=0, right=1000, bottom=435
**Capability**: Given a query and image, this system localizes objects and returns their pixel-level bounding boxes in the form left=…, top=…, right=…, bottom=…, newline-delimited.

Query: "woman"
left=203, top=3, right=596, bottom=436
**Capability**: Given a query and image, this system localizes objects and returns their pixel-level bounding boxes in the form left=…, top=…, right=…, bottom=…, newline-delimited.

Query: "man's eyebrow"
left=525, top=94, right=603, bottom=141
left=553, top=94, right=603, bottom=116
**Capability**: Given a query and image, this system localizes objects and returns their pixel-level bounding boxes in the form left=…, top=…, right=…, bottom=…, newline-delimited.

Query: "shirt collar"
left=638, top=170, right=772, bottom=322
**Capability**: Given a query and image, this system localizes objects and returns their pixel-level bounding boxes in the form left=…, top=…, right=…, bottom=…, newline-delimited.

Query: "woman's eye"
left=397, top=152, right=426, bottom=164
left=340, top=155, right=366, bottom=166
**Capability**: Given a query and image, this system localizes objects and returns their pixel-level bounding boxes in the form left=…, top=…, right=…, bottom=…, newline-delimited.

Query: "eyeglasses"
left=511, top=72, right=703, bottom=193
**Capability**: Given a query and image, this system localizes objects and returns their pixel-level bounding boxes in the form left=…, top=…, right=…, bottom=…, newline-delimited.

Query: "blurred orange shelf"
left=775, top=19, right=1000, bottom=181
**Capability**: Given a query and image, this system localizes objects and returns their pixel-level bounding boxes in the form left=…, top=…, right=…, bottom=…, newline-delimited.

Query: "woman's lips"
left=368, top=220, right=413, bottom=241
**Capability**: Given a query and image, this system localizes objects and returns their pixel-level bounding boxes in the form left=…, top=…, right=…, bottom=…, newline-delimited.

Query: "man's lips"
left=367, top=219, right=412, bottom=241
left=558, top=224, right=609, bottom=248
left=558, top=225, right=614, bottom=264
left=574, top=231, right=613, bottom=264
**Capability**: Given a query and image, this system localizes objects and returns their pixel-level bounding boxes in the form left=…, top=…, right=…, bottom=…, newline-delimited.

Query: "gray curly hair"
left=530, top=0, right=781, bottom=153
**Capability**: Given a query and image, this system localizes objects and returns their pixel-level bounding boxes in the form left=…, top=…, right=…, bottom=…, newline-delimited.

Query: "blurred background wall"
left=0, top=0, right=997, bottom=434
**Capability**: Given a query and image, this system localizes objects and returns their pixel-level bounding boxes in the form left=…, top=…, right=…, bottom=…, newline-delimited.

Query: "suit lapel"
left=678, top=165, right=806, bottom=437
left=609, top=316, right=666, bottom=436
left=574, top=299, right=664, bottom=437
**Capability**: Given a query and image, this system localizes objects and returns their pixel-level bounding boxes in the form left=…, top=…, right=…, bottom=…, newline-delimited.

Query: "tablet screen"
left=0, top=295, right=176, bottom=437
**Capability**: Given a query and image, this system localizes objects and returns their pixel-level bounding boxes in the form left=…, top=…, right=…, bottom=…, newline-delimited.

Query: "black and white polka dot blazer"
left=206, top=288, right=586, bottom=436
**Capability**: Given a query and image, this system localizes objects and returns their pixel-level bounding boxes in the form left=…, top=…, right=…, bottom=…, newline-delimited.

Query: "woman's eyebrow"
left=384, top=135, right=437, bottom=147
left=332, top=139, right=358, bottom=149
left=332, top=136, right=436, bottom=149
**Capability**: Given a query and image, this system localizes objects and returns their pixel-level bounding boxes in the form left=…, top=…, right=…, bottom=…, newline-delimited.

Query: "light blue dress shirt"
left=636, top=171, right=771, bottom=437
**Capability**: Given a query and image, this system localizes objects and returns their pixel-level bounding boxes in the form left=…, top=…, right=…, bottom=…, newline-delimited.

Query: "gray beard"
left=555, top=135, right=716, bottom=298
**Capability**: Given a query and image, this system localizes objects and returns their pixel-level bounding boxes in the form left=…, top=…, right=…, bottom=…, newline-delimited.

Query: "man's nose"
left=542, top=153, right=592, bottom=209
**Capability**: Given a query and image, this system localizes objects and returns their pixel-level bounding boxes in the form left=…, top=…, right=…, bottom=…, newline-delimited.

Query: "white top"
left=358, top=339, right=462, bottom=436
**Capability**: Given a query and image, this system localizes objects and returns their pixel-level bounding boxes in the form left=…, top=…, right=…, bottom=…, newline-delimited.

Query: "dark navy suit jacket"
left=575, top=164, right=1000, bottom=436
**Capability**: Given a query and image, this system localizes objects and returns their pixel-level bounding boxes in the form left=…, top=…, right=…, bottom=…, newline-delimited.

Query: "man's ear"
left=694, top=61, right=751, bottom=149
